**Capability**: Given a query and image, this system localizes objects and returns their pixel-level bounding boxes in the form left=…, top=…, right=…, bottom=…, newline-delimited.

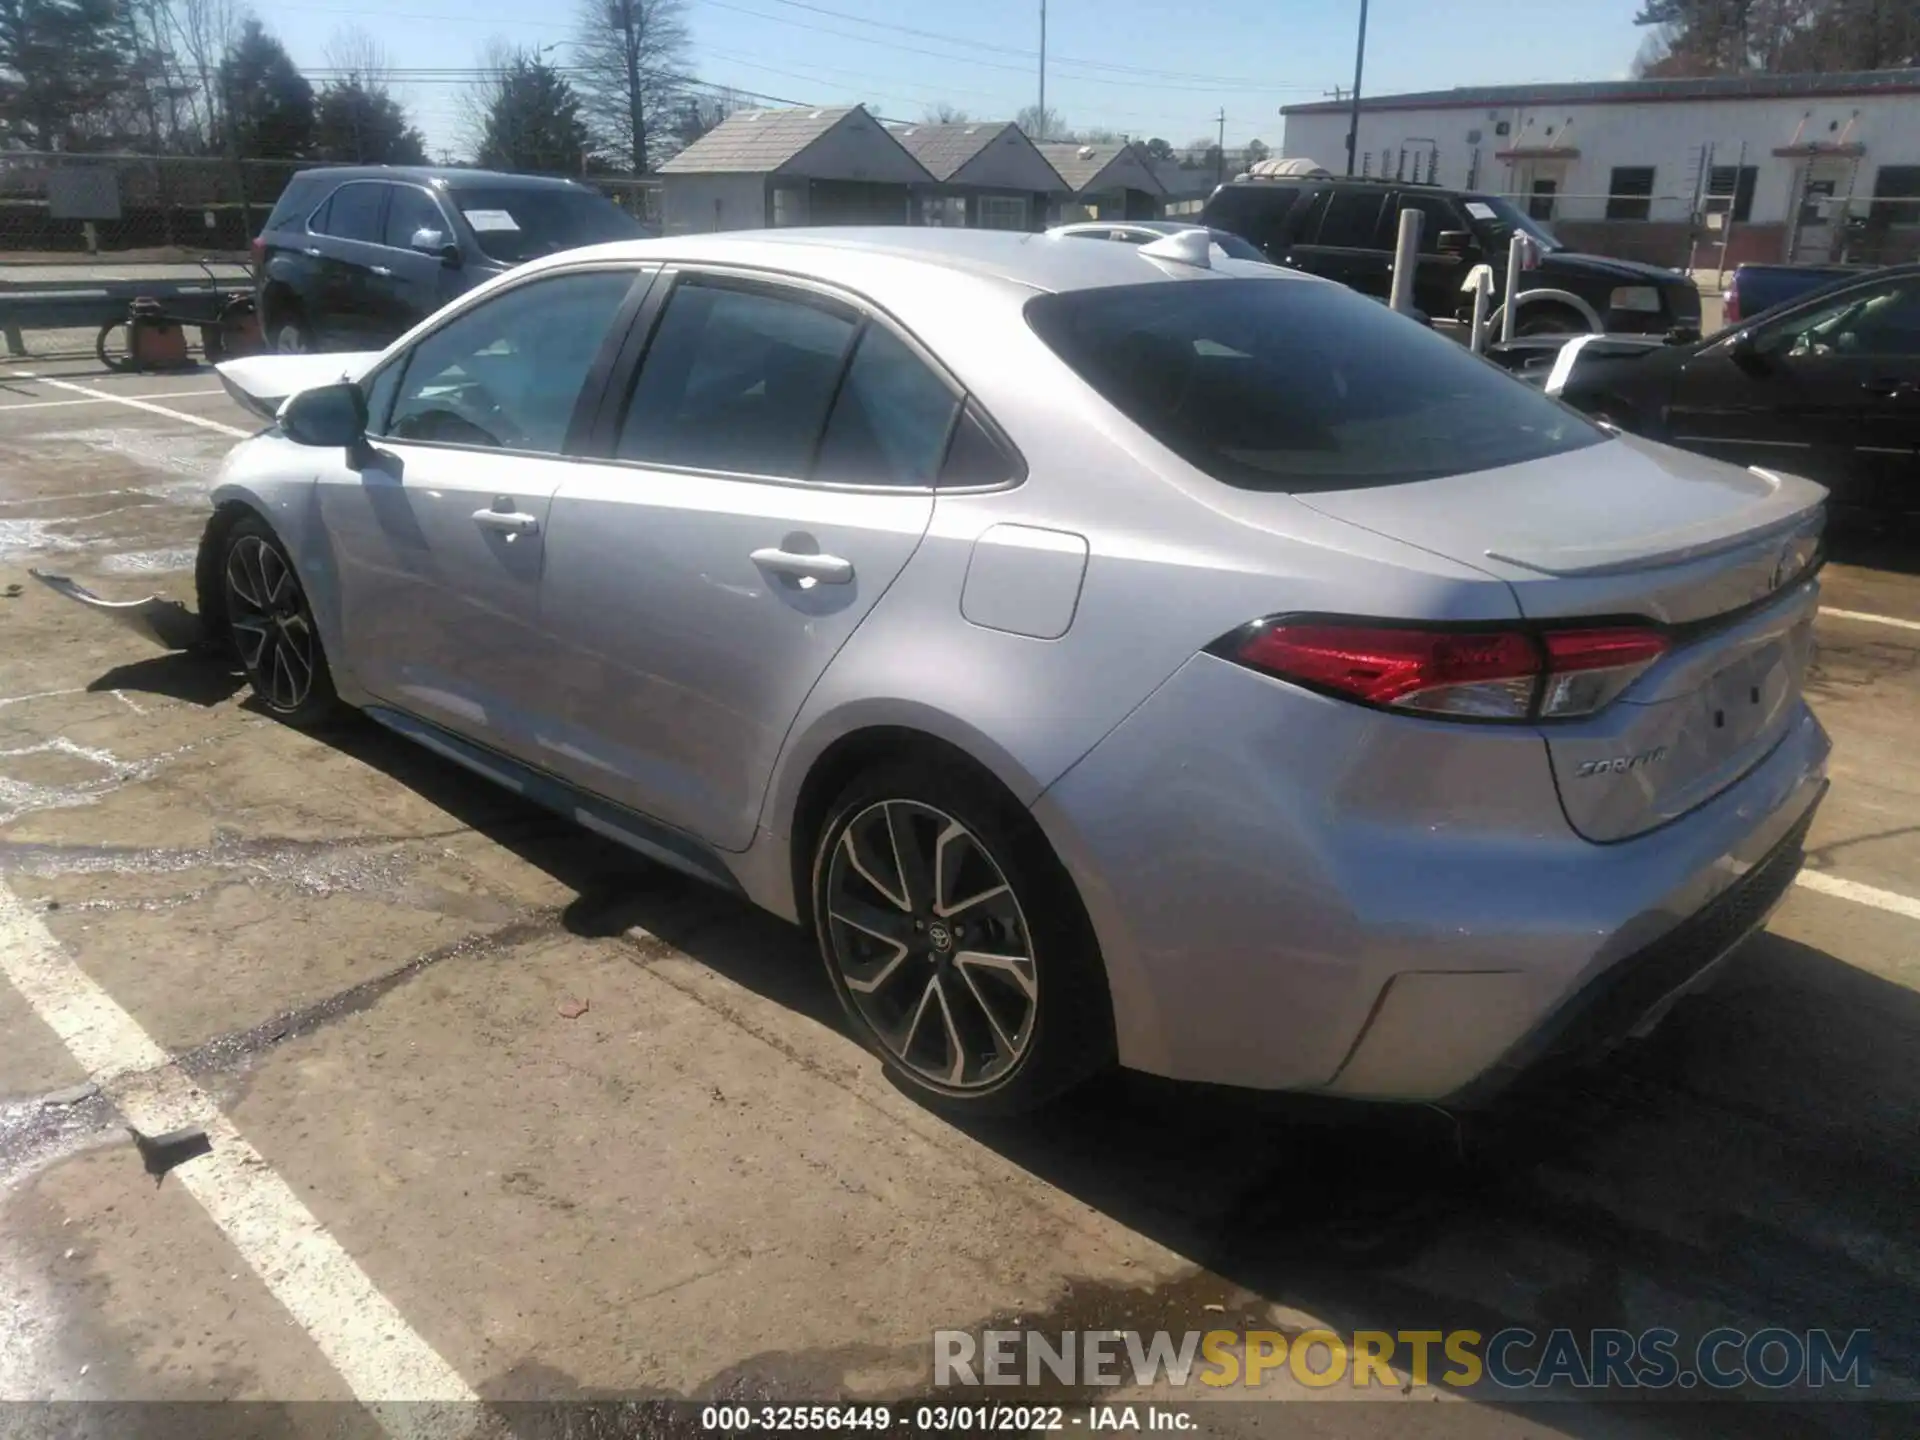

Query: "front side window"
left=384, top=186, right=446, bottom=249
left=618, top=281, right=858, bottom=477
left=1395, top=195, right=1462, bottom=253
left=1314, top=190, right=1387, bottom=249
left=1762, top=278, right=1920, bottom=360
left=380, top=269, right=637, bottom=452
left=318, top=182, right=386, bottom=242
left=1026, top=279, right=1604, bottom=492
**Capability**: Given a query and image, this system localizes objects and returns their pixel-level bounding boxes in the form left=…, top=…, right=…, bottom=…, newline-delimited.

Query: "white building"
left=1281, top=69, right=1920, bottom=267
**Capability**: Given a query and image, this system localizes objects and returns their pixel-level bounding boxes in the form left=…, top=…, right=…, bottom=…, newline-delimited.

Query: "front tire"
left=811, top=759, right=1113, bottom=1115
left=220, top=517, right=342, bottom=726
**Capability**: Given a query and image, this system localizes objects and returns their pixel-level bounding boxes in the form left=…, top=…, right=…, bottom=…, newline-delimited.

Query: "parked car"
left=1552, top=263, right=1920, bottom=521
left=1202, top=175, right=1702, bottom=337
left=1048, top=220, right=1271, bottom=262
left=50, top=229, right=1829, bottom=1116
left=1723, top=261, right=1875, bottom=324
left=252, top=166, right=647, bottom=354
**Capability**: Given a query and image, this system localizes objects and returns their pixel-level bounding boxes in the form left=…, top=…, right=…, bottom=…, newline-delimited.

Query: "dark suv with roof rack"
left=252, top=166, right=648, bottom=354
left=1202, top=175, right=1701, bottom=337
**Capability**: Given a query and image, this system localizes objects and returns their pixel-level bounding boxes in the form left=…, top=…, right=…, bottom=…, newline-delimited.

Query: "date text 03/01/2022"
left=697, top=1404, right=1196, bottom=1431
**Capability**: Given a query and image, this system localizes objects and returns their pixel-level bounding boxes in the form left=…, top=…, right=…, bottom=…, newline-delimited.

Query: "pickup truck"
left=1722, top=262, right=1875, bottom=324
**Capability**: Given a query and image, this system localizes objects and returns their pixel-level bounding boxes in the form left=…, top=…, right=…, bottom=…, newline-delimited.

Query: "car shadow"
left=88, top=651, right=246, bottom=707
left=298, top=715, right=1920, bottom=1435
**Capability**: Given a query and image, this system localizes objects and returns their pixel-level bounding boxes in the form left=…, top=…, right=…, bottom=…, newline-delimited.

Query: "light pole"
left=1037, top=0, right=1047, bottom=139
left=1344, top=0, right=1369, bottom=176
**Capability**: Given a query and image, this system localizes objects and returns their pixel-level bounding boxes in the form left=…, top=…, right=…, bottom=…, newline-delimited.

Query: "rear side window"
left=618, top=281, right=858, bottom=477
left=265, top=176, right=327, bottom=232
left=1203, top=185, right=1304, bottom=253
left=1025, top=279, right=1603, bottom=492
left=814, top=325, right=960, bottom=487
left=317, top=182, right=385, bottom=243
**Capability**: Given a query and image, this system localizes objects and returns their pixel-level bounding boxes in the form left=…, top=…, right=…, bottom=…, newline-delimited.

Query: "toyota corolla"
left=41, top=228, right=1831, bottom=1115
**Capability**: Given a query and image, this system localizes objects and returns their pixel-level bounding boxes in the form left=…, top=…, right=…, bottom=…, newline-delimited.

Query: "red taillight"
left=250, top=237, right=266, bottom=269
left=1723, top=276, right=1740, bottom=324
left=1225, top=620, right=1669, bottom=721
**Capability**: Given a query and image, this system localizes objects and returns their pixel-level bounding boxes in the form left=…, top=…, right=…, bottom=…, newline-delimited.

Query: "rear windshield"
left=1024, top=278, right=1604, bottom=492
left=450, top=186, right=642, bottom=264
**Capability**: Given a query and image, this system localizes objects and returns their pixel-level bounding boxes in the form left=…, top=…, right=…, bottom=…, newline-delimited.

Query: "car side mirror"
left=411, top=228, right=462, bottom=267
left=1436, top=229, right=1473, bottom=256
left=280, top=381, right=369, bottom=458
left=1728, top=328, right=1770, bottom=370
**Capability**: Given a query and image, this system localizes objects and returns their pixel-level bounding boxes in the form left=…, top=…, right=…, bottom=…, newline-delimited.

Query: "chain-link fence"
left=0, top=152, right=662, bottom=262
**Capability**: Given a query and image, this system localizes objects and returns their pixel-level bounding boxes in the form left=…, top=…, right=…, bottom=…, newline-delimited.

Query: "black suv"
left=1202, top=177, right=1701, bottom=337
left=253, top=167, right=646, bottom=353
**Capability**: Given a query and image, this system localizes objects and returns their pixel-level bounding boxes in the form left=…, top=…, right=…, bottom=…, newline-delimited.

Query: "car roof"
left=291, top=166, right=593, bottom=192
left=523, top=226, right=1309, bottom=300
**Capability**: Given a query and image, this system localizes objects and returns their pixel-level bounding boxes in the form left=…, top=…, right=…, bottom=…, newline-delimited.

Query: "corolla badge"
left=1575, top=746, right=1668, bottom=779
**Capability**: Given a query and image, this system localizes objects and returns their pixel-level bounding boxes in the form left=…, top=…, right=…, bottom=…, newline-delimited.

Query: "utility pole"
left=1037, top=0, right=1047, bottom=140
left=1215, top=107, right=1226, bottom=186
left=1345, top=0, right=1369, bottom=176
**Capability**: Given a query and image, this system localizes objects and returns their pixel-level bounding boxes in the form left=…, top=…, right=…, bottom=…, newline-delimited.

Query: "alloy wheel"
left=824, top=800, right=1038, bottom=1090
left=224, top=535, right=316, bottom=712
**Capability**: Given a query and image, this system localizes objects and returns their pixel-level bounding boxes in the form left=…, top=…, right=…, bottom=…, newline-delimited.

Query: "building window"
left=1528, top=178, right=1557, bottom=221
left=1706, top=165, right=1758, bottom=224
left=1606, top=166, right=1655, bottom=222
left=976, top=194, right=1029, bottom=230
left=1872, top=165, right=1920, bottom=226
left=920, top=195, right=965, bottom=226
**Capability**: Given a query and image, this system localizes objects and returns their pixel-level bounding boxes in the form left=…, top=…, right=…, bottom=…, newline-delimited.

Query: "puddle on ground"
left=0, top=739, right=166, bottom=826
left=97, top=547, right=197, bottom=576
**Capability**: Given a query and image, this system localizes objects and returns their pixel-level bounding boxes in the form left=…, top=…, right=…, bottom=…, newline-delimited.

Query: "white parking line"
left=0, top=389, right=223, bottom=414
left=7, top=371, right=248, bottom=439
left=1796, top=869, right=1920, bottom=922
left=0, top=882, right=482, bottom=1436
left=1819, top=607, right=1920, bottom=634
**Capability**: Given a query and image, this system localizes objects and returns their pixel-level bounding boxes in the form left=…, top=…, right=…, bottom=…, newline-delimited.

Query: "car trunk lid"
left=1296, top=434, right=1826, bottom=841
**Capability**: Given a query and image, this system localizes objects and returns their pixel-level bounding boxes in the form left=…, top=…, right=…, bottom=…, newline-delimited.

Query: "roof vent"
left=963, top=125, right=979, bottom=134
left=1077, top=145, right=1095, bottom=158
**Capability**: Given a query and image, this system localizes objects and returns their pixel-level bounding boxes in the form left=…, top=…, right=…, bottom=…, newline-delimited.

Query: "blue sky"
left=264, top=0, right=1653, bottom=157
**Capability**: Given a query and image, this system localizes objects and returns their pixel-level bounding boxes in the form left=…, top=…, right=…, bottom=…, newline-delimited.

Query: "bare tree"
left=324, top=24, right=390, bottom=90
left=1014, top=103, right=1065, bottom=141
left=162, top=0, right=240, bottom=145
left=921, top=102, right=968, bottom=124
left=572, top=0, right=689, bottom=173
left=459, top=37, right=523, bottom=161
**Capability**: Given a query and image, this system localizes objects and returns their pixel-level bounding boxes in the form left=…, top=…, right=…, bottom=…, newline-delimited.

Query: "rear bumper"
left=1033, top=653, right=1831, bottom=1100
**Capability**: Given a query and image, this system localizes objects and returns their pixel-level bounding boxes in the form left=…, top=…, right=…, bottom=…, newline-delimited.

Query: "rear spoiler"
left=216, top=351, right=384, bottom=422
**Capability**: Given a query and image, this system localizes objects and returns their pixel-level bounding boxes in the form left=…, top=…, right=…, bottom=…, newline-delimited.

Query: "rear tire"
left=810, top=758, right=1113, bottom=1116
left=219, top=516, right=344, bottom=727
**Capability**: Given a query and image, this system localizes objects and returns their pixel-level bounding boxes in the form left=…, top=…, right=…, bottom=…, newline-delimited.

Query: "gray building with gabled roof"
left=885, top=121, right=1068, bottom=231
left=1035, top=142, right=1167, bottom=221
left=659, top=105, right=932, bottom=234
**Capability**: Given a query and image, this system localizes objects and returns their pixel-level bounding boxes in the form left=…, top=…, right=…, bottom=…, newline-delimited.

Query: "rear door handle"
left=473, top=507, right=540, bottom=536
left=303, top=247, right=322, bottom=257
left=751, top=547, right=853, bottom=585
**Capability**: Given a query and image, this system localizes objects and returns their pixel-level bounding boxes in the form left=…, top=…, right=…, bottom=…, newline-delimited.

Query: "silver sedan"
left=145, top=227, right=1828, bottom=1114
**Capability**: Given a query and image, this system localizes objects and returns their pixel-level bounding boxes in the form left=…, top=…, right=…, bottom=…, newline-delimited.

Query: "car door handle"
left=472, top=507, right=540, bottom=536
left=370, top=264, right=393, bottom=277
left=303, top=247, right=322, bottom=257
left=751, top=547, right=853, bottom=584
left=1861, top=377, right=1914, bottom=398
